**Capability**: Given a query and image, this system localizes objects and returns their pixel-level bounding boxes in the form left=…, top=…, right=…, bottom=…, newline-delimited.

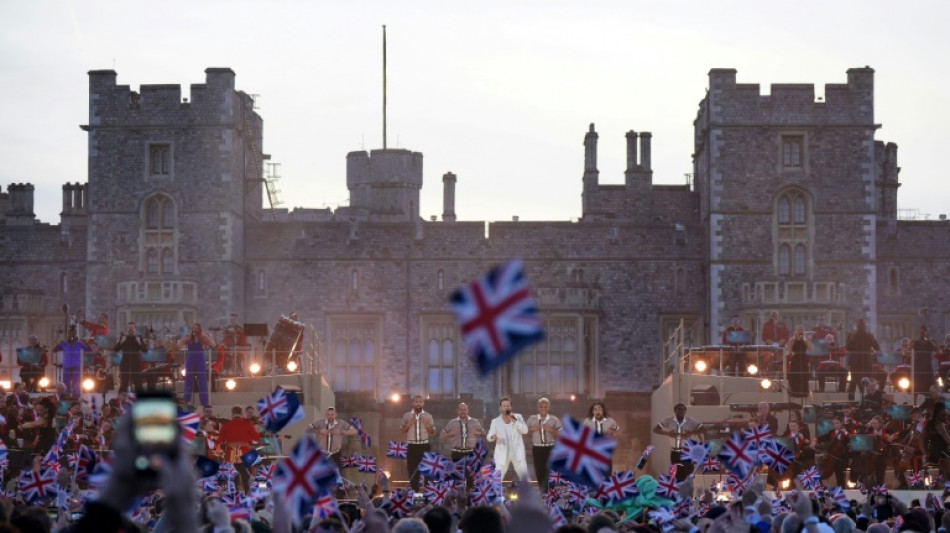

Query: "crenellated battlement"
left=705, top=67, right=875, bottom=125
left=87, top=68, right=250, bottom=127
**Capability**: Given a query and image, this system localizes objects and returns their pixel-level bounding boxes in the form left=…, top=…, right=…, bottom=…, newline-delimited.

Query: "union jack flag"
left=548, top=415, right=616, bottom=488
left=74, top=445, right=99, bottom=482
left=906, top=470, right=925, bottom=487
left=872, top=484, right=889, bottom=495
left=383, top=489, right=413, bottom=517
left=548, top=503, right=567, bottom=528
left=673, top=497, right=692, bottom=518
left=700, top=455, right=721, bottom=473
left=254, top=463, right=275, bottom=484
left=178, top=410, right=201, bottom=444
left=830, top=486, right=850, bottom=509
left=543, top=487, right=560, bottom=505
left=932, top=494, right=945, bottom=512
left=312, top=490, right=338, bottom=520
left=680, top=439, right=708, bottom=464
left=257, top=386, right=305, bottom=434
left=356, top=455, right=377, bottom=473
left=470, top=480, right=495, bottom=506
left=339, top=454, right=358, bottom=468
left=723, top=471, right=752, bottom=495
left=449, top=259, right=545, bottom=374
left=649, top=508, right=676, bottom=532
left=88, top=452, right=113, bottom=488
left=418, top=451, right=450, bottom=479
left=600, top=470, right=638, bottom=502
left=655, top=474, right=679, bottom=499
left=271, top=434, right=340, bottom=525
left=348, top=417, right=372, bottom=449
left=549, top=470, right=565, bottom=485
left=229, top=504, right=251, bottom=521
left=424, top=481, right=451, bottom=505
left=797, top=466, right=820, bottom=490
left=567, top=482, right=589, bottom=507
left=717, top=432, right=756, bottom=477
left=386, top=441, right=408, bottom=459
left=18, top=468, right=57, bottom=503
left=472, top=438, right=489, bottom=461
left=758, top=440, right=793, bottom=475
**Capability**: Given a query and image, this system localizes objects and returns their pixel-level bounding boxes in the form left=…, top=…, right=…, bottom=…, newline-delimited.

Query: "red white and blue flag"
left=548, top=415, right=616, bottom=489
left=18, top=468, right=57, bottom=503
left=758, top=439, right=793, bottom=475
left=717, top=432, right=757, bottom=477
left=339, top=454, right=359, bottom=469
left=356, top=455, right=377, bottom=473
left=906, top=470, right=924, bottom=487
left=549, top=470, right=565, bottom=485
left=74, top=445, right=99, bottom=482
left=655, top=474, right=680, bottom=499
left=548, top=503, right=567, bottom=528
left=312, top=490, right=338, bottom=520
left=348, top=417, right=372, bottom=449
left=386, top=441, right=408, bottom=459
left=257, top=386, right=305, bottom=434
left=178, top=410, right=201, bottom=444
left=418, top=451, right=450, bottom=479
left=271, top=434, right=340, bottom=525
left=383, top=489, right=413, bottom=517
left=700, top=455, right=721, bottom=473
left=449, top=259, right=544, bottom=374
left=743, top=424, right=773, bottom=449
left=424, top=481, right=451, bottom=505
left=797, top=466, right=821, bottom=490
left=599, top=470, right=638, bottom=503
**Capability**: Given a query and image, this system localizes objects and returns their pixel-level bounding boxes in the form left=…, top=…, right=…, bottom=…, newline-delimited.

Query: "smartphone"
left=131, top=391, right=180, bottom=473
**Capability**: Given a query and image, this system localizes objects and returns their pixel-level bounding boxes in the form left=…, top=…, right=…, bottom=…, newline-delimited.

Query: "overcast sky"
left=2, top=1, right=948, bottom=225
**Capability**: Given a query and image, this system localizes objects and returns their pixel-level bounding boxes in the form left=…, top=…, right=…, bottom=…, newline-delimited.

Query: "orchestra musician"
left=893, top=407, right=926, bottom=489
left=751, top=401, right=779, bottom=435
left=845, top=319, right=881, bottom=401
left=815, top=334, right=847, bottom=393
left=177, top=322, right=218, bottom=408
left=219, top=404, right=260, bottom=494
left=816, top=415, right=850, bottom=486
left=18, top=335, right=49, bottom=393
left=783, top=418, right=814, bottom=477
left=653, top=403, right=702, bottom=482
left=721, top=315, right=747, bottom=375
left=924, top=403, right=950, bottom=478
left=861, top=415, right=897, bottom=486
left=79, top=313, right=109, bottom=343
left=913, top=326, right=938, bottom=395
left=220, top=313, right=248, bottom=376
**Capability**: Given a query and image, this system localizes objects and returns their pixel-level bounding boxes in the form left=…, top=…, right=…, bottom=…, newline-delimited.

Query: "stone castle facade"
left=1, top=67, right=948, bottom=468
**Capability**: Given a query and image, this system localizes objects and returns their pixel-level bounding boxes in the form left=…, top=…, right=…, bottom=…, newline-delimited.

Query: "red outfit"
left=219, top=416, right=260, bottom=458
left=761, top=320, right=790, bottom=346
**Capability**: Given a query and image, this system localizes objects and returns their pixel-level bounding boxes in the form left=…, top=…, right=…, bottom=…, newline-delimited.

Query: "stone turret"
left=345, top=148, right=423, bottom=222
left=4, top=183, right=36, bottom=225
left=442, top=172, right=457, bottom=222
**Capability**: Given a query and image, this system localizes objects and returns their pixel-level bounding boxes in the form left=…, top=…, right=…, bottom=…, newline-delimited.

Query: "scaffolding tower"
left=264, top=162, right=283, bottom=220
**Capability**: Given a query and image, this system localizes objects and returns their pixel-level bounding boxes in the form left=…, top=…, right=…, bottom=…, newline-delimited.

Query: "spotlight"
left=760, top=378, right=772, bottom=390
left=898, top=377, right=910, bottom=391
left=780, top=479, right=791, bottom=490
left=0, top=381, right=10, bottom=390
left=249, top=362, right=261, bottom=375
left=181, top=368, right=187, bottom=377
left=390, top=393, right=401, bottom=403
left=286, top=360, right=298, bottom=372
left=747, top=364, right=758, bottom=376
left=846, top=371, right=852, bottom=383
left=382, top=470, right=391, bottom=479
left=225, top=379, right=237, bottom=391
left=939, top=377, right=945, bottom=388
left=569, top=394, right=576, bottom=402
left=694, top=360, right=708, bottom=373
left=846, top=481, right=856, bottom=489
left=82, top=378, right=95, bottom=392
left=38, top=377, right=50, bottom=389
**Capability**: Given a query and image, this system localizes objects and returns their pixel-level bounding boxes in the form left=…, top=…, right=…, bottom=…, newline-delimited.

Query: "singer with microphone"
left=112, top=321, right=147, bottom=394
left=486, top=396, right=529, bottom=481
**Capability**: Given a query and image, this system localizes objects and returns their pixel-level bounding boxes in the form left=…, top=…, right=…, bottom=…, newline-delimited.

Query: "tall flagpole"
left=383, top=24, right=387, bottom=149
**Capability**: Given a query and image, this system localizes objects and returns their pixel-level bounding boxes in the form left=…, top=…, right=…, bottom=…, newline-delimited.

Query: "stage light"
left=390, top=393, right=401, bottom=403
left=225, top=379, right=237, bottom=391
left=38, top=377, right=50, bottom=389
left=846, top=371, right=852, bottom=382
left=846, top=481, right=856, bottom=489
left=898, top=377, right=910, bottom=391
left=82, top=378, right=95, bottom=392
left=760, top=378, right=772, bottom=390
left=286, top=360, right=298, bottom=372
left=569, top=394, right=576, bottom=402
left=694, top=360, right=708, bottom=373
left=0, top=381, right=10, bottom=390
left=181, top=368, right=187, bottom=377
left=939, top=377, right=945, bottom=388
left=780, top=479, right=791, bottom=490
left=747, top=364, right=758, bottom=376
left=382, top=470, right=391, bottom=480
left=249, top=363, right=261, bottom=375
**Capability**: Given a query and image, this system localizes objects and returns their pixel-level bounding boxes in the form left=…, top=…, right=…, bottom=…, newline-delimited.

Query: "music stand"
left=849, top=434, right=873, bottom=452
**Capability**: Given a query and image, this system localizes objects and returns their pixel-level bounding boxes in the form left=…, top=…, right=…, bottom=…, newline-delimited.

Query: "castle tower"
left=345, top=148, right=423, bottom=222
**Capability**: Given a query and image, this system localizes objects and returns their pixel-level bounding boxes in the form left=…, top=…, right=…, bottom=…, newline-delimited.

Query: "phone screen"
left=132, top=393, right=179, bottom=454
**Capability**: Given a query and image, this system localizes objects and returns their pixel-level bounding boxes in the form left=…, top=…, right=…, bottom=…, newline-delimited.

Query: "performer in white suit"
left=486, top=396, right=529, bottom=480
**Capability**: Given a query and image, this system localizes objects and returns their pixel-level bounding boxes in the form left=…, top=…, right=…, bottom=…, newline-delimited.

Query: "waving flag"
left=386, top=441, right=408, bottom=459
left=797, top=466, right=821, bottom=490
left=717, top=432, right=756, bottom=477
left=229, top=504, right=251, bottom=521
left=424, top=481, right=451, bottom=505
left=830, top=486, right=850, bottom=509
left=549, top=470, right=565, bottom=485
left=74, top=445, right=99, bottom=482
left=178, top=410, right=201, bottom=444
left=743, top=424, right=773, bottom=449
left=599, top=470, right=638, bottom=503
left=548, top=503, right=567, bottom=528
left=348, top=417, right=372, bottom=449
left=383, top=489, right=413, bottom=517
left=700, top=455, right=721, bottom=473
left=356, top=455, right=377, bottom=473
left=649, top=508, right=676, bottom=532
left=257, top=387, right=305, bottom=434
left=18, top=468, right=57, bottom=503
left=758, top=439, right=793, bottom=475
left=548, top=415, right=616, bottom=488
left=450, top=259, right=544, bottom=374
left=472, top=438, right=489, bottom=461
left=272, top=434, right=339, bottom=525
left=339, top=454, right=358, bottom=469
left=418, top=451, right=450, bottom=479
left=470, top=480, right=495, bottom=506
left=655, top=474, right=680, bottom=499
left=241, top=449, right=262, bottom=469
left=680, top=439, right=708, bottom=464
left=673, top=497, right=692, bottom=518
left=196, top=456, right=221, bottom=479
left=312, top=490, right=338, bottom=520
left=906, top=470, right=925, bottom=487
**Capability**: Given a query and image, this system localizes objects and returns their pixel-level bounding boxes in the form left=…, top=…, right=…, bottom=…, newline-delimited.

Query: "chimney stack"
left=442, top=172, right=457, bottom=222
left=639, top=132, right=652, bottom=171
left=625, top=131, right=638, bottom=174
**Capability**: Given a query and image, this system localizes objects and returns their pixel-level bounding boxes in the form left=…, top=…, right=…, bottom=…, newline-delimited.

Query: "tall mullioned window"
left=515, top=316, right=579, bottom=395
left=142, top=194, right=177, bottom=276
left=423, top=318, right=458, bottom=396
left=149, top=144, right=171, bottom=176
left=775, top=189, right=810, bottom=277
left=329, top=318, right=379, bottom=394
left=782, top=136, right=804, bottom=168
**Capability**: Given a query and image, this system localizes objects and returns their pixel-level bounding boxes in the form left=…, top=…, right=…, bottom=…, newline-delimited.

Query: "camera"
left=131, top=391, right=180, bottom=475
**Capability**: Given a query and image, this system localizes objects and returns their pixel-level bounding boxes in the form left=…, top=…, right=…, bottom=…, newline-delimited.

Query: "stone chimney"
left=442, top=172, right=457, bottom=222
left=639, top=131, right=652, bottom=171
left=584, top=123, right=599, bottom=175
left=6, top=183, right=36, bottom=225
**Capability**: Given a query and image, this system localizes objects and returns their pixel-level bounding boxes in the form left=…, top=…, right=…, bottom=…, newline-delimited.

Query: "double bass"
left=818, top=425, right=849, bottom=481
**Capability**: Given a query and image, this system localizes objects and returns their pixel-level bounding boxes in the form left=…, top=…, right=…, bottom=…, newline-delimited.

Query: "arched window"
left=775, top=189, right=810, bottom=277
left=142, top=194, right=177, bottom=276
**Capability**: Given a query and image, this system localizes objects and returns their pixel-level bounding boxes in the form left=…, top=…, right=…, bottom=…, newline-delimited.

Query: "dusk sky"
left=3, top=1, right=948, bottom=224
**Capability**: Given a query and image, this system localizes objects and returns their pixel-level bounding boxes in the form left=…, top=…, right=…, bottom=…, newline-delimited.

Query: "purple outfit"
left=54, top=340, right=92, bottom=397
left=184, top=339, right=210, bottom=407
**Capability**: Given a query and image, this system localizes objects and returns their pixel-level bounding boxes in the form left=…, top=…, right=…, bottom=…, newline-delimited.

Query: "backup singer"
left=653, top=403, right=702, bottom=481
left=308, top=407, right=357, bottom=467
left=441, top=402, right=485, bottom=487
left=399, top=395, right=435, bottom=492
left=52, top=326, right=93, bottom=398
left=113, top=322, right=147, bottom=394
left=527, top=397, right=562, bottom=491
left=177, top=323, right=217, bottom=408
left=486, top=397, right=528, bottom=481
